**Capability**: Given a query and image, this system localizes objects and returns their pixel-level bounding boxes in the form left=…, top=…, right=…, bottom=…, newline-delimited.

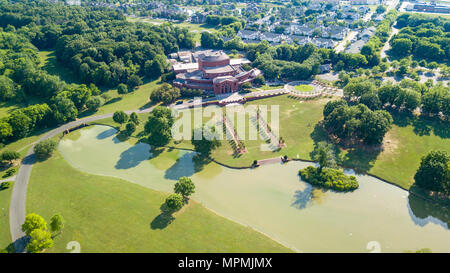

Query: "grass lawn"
left=294, top=84, right=314, bottom=92
left=344, top=114, right=450, bottom=189
left=26, top=152, right=291, bottom=253
left=260, top=84, right=285, bottom=90
left=0, top=182, right=13, bottom=251
left=91, top=94, right=450, bottom=189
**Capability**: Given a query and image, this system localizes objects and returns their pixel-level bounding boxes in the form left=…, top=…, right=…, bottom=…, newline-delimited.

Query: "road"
left=380, top=25, right=399, bottom=59
left=334, top=31, right=358, bottom=53
left=9, top=106, right=155, bottom=252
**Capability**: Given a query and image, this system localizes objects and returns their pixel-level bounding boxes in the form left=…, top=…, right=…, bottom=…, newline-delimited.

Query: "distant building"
left=173, top=51, right=261, bottom=95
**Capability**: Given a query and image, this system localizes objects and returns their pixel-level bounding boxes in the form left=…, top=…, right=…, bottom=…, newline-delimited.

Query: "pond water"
left=58, top=125, right=450, bottom=252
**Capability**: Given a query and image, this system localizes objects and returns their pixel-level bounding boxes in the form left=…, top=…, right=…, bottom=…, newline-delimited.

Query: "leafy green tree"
left=129, top=112, right=139, bottom=125
left=113, top=111, right=128, bottom=127
left=117, top=83, right=128, bottom=94
left=0, top=150, right=20, bottom=163
left=360, top=92, right=381, bottom=110
left=34, top=139, right=57, bottom=160
left=391, top=39, right=412, bottom=57
left=191, top=126, right=221, bottom=157
left=0, top=75, right=16, bottom=101
left=312, top=142, right=336, bottom=172
left=49, top=214, right=65, bottom=235
left=165, top=193, right=183, bottom=211
left=144, top=106, right=174, bottom=146
left=22, top=213, right=47, bottom=236
left=8, top=111, right=32, bottom=139
left=150, top=83, right=180, bottom=105
left=86, top=96, right=104, bottom=112
left=127, top=75, right=142, bottom=90
left=26, top=229, right=53, bottom=253
left=174, top=176, right=195, bottom=199
left=323, top=99, right=347, bottom=117
left=125, top=122, right=136, bottom=136
left=414, top=150, right=449, bottom=194
left=51, top=95, right=78, bottom=124
left=0, top=121, right=13, bottom=142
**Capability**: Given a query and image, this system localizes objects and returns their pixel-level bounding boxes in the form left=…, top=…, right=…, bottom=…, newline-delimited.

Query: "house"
left=320, top=64, right=332, bottom=73
left=237, top=30, right=260, bottom=40
left=359, top=26, right=376, bottom=41
left=191, top=12, right=209, bottom=24
left=260, top=32, right=284, bottom=43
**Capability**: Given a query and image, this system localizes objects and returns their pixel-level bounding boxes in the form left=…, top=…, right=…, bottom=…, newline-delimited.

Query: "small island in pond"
left=299, top=141, right=359, bottom=192
left=299, top=166, right=359, bottom=192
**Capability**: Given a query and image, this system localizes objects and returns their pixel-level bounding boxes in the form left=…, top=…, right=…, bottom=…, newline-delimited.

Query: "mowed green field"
left=0, top=182, right=13, bottom=251
left=26, top=152, right=291, bottom=253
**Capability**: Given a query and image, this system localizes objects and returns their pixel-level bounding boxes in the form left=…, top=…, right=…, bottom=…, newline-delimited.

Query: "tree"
left=22, top=213, right=47, bottom=236
left=360, top=110, right=393, bottom=145
left=414, top=150, right=449, bottom=194
left=127, top=75, right=142, bottom=90
left=323, top=99, right=347, bottom=117
left=0, top=121, right=13, bottom=142
left=49, top=214, right=65, bottom=235
left=8, top=111, right=32, bottom=139
left=253, top=75, right=265, bottom=86
left=113, top=111, right=128, bottom=127
left=391, top=38, right=412, bottom=57
left=150, top=83, right=180, bottom=105
left=144, top=106, right=174, bottom=146
left=360, top=92, right=381, bottom=110
left=117, top=83, right=128, bottom=94
left=376, top=5, right=387, bottom=14
left=125, top=122, right=136, bottom=136
left=312, top=142, right=336, bottom=172
left=0, top=150, right=20, bottom=164
left=191, top=126, right=221, bottom=156
left=34, top=139, right=57, bottom=160
left=86, top=96, right=104, bottom=112
left=165, top=193, right=183, bottom=211
left=174, top=176, right=195, bottom=199
left=129, top=112, right=139, bottom=125
left=26, top=229, right=53, bottom=253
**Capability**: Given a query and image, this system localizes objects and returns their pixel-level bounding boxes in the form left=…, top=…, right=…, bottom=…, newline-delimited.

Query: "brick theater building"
left=172, top=51, right=261, bottom=95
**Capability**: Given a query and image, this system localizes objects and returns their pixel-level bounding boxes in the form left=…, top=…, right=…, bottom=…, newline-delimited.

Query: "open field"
left=0, top=182, right=13, bottom=251
left=26, top=151, right=291, bottom=253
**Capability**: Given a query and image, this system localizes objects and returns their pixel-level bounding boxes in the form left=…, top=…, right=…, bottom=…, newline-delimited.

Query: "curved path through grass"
left=9, top=106, right=156, bottom=252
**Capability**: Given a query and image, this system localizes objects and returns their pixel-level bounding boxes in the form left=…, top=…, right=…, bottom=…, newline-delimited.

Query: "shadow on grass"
left=150, top=203, right=176, bottom=230
left=309, top=123, right=381, bottom=174
left=392, top=112, right=449, bottom=139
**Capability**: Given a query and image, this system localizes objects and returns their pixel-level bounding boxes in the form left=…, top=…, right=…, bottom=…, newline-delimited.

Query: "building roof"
left=198, top=50, right=229, bottom=62
left=203, top=65, right=235, bottom=74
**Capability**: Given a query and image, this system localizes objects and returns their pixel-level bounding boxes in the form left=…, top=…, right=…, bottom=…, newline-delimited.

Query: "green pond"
left=58, top=125, right=450, bottom=253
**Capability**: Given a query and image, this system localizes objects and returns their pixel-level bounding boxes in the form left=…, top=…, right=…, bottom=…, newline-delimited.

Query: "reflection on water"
left=115, top=143, right=151, bottom=169
left=164, top=152, right=196, bottom=180
left=408, top=194, right=449, bottom=229
left=59, top=125, right=450, bottom=252
left=291, top=183, right=314, bottom=210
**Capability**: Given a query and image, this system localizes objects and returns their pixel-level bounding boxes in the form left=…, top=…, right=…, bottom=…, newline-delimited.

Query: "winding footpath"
left=9, top=106, right=155, bottom=252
